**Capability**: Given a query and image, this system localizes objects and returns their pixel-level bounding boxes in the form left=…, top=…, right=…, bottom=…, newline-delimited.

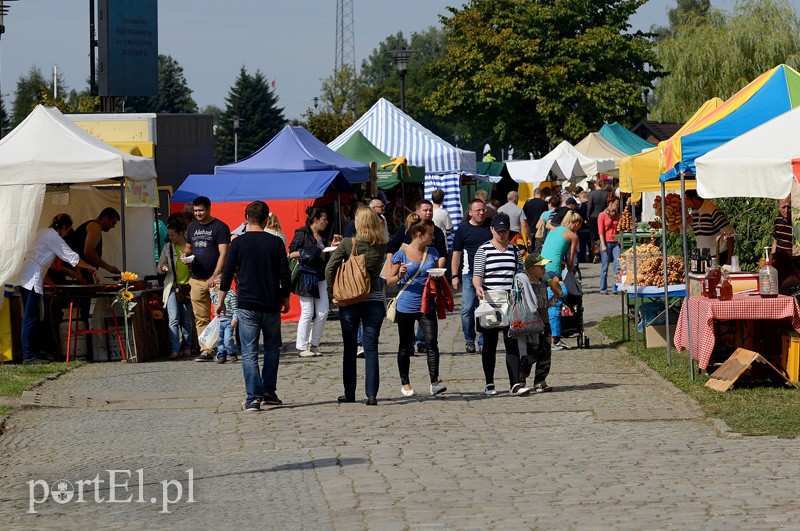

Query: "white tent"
left=0, top=105, right=158, bottom=291
left=329, top=97, right=475, bottom=229
left=575, top=133, right=627, bottom=176
left=506, top=140, right=615, bottom=188
left=695, top=105, right=800, bottom=199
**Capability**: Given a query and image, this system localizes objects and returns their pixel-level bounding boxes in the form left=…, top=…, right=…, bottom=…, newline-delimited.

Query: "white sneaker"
left=554, top=341, right=569, bottom=350
left=356, top=346, right=365, bottom=358
left=400, top=386, right=415, bottom=397
left=299, top=349, right=316, bottom=358
left=310, top=345, right=321, bottom=356
left=510, top=383, right=531, bottom=396
left=430, top=382, right=447, bottom=395
left=484, top=384, right=497, bottom=396
left=551, top=342, right=565, bottom=351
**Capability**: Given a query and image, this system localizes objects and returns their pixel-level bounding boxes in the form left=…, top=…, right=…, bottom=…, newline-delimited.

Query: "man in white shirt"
left=369, top=198, right=390, bottom=241
left=430, top=189, right=454, bottom=244
left=497, top=191, right=529, bottom=244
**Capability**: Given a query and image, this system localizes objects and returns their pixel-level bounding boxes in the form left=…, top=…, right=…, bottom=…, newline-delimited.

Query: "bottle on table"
left=759, top=247, right=779, bottom=298
left=704, top=257, right=721, bottom=299
left=717, top=270, right=733, bottom=301
left=690, top=249, right=700, bottom=274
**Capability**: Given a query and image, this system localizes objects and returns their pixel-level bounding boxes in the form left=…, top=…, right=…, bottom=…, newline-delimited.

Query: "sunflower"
left=121, top=290, right=134, bottom=301
left=121, top=271, right=139, bottom=282
left=150, top=309, right=164, bottom=320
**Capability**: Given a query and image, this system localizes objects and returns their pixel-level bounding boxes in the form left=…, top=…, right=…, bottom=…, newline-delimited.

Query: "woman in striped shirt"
left=472, top=213, right=529, bottom=396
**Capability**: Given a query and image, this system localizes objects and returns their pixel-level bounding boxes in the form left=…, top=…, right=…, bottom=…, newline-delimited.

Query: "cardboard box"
left=645, top=324, right=676, bottom=348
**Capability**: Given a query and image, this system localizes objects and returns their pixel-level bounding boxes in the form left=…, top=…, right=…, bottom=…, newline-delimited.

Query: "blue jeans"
left=20, top=287, right=40, bottom=361
left=460, top=274, right=483, bottom=347
left=166, top=291, right=193, bottom=353
left=339, top=300, right=384, bottom=399
left=216, top=318, right=238, bottom=357
left=238, top=309, right=281, bottom=402
left=599, top=241, right=621, bottom=293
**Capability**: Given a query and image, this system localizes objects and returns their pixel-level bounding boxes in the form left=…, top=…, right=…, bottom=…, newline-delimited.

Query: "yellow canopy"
left=619, top=98, right=723, bottom=199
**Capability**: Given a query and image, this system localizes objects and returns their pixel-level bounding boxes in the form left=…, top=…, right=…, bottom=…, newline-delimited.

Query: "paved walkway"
left=1, top=263, right=799, bottom=529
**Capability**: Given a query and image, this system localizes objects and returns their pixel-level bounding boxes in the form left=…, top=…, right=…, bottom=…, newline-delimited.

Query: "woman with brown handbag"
left=158, top=217, right=193, bottom=359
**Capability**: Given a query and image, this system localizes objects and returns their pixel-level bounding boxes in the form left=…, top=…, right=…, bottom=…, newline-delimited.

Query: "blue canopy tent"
left=171, top=171, right=355, bottom=203
left=599, top=122, right=654, bottom=156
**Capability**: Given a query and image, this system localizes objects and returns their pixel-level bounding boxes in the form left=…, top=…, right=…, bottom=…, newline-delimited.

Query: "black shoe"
left=366, top=396, right=378, bottom=406
left=465, top=341, right=476, bottom=354
left=337, top=395, right=355, bottom=403
left=262, top=392, right=283, bottom=405
left=416, top=344, right=429, bottom=354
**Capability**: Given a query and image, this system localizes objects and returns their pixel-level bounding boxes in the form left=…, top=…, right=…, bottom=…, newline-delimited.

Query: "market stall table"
left=618, top=284, right=686, bottom=341
left=674, top=293, right=800, bottom=370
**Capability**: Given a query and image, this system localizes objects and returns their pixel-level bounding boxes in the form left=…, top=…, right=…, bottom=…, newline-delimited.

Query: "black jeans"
left=480, top=325, right=521, bottom=389
left=396, top=310, right=440, bottom=385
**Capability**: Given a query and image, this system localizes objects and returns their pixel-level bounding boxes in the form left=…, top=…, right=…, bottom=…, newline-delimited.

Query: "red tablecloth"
left=674, top=294, right=800, bottom=369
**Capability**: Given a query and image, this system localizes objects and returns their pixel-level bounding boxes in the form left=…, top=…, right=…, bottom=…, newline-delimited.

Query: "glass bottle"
left=704, top=257, right=721, bottom=300
left=717, top=271, right=733, bottom=301
left=759, top=247, right=779, bottom=298
left=690, top=249, right=700, bottom=274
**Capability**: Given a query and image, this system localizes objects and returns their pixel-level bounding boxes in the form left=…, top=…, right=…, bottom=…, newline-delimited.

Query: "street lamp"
left=643, top=87, right=651, bottom=121
left=233, top=116, right=241, bottom=162
left=390, top=48, right=415, bottom=112
left=313, top=97, right=319, bottom=112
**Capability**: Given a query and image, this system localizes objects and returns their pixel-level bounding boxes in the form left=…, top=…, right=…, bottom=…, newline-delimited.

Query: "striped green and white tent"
left=329, top=98, right=476, bottom=231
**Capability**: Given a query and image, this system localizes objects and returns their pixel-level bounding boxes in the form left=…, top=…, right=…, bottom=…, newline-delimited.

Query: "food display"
left=653, top=194, right=692, bottom=233
left=618, top=204, right=633, bottom=232
left=617, top=243, right=685, bottom=286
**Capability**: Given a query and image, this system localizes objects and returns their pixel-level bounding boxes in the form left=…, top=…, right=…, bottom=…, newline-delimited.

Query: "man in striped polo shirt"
left=472, top=213, right=529, bottom=397
left=773, top=197, right=793, bottom=255
left=685, top=190, right=734, bottom=266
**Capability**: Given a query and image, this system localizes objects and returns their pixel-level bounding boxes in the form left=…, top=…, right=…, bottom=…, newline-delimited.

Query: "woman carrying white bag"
left=472, top=213, right=529, bottom=397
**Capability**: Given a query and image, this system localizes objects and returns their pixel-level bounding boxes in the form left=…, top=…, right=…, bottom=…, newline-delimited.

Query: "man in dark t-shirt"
left=522, top=188, right=549, bottom=235
left=451, top=198, right=492, bottom=353
left=774, top=197, right=793, bottom=255
left=183, top=196, right=231, bottom=361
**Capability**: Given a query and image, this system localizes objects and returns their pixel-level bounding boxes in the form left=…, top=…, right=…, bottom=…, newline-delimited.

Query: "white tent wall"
left=0, top=184, right=46, bottom=291
left=424, top=173, right=463, bottom=246
left=39, top=187, right=156, bottom=280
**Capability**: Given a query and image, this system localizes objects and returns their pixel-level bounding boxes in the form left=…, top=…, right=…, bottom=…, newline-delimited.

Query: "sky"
left=0, top=0, right=743, bottom=120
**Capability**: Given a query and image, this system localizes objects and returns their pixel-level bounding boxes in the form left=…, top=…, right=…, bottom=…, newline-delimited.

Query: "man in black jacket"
left=587, top=178, right=610, bottom=263
left=217, top=201, right=290, bottom=412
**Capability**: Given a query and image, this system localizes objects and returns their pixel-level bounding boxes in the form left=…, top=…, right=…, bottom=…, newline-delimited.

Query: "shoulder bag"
left=167, top=243, right=191, bottom=304
left=386, top=247, right=428, bottom=323
left=333, top=238, right=371, bottom=305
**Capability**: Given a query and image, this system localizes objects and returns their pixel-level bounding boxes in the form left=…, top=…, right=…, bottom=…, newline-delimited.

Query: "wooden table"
left=674, top=293, right=800, bottom=370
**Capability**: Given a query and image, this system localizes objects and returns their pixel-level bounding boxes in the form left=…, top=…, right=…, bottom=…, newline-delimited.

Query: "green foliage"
left=12, top=66, right=68, bottom=126
left=301, top=110, right=354, bottom=144
left=651, top=0, right=800, bottom=122
left=425, top=0, right=659, bottom=156
left=598, top=314, right=800, bottom=438
left=125, top=54, right=198, bottom=113
left=217, top=67, right=287, bottom=165
left=717, top=197, right=775, bottom=271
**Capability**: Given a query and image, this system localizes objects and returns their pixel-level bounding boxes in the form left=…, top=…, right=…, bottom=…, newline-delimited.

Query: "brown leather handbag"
left=332, top=239, right=371, bottom=305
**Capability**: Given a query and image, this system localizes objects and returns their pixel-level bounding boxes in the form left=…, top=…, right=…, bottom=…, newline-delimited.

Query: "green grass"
left=598, top=315, right=800, bottom=438
left=0, top=362, right=78, bottom=400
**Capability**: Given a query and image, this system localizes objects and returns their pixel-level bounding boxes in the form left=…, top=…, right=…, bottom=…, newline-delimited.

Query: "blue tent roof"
left=598, top=122, right=654, bottom=155
left=216, top=125, right=369, bottom=183
left=172, top=171, right=354, bottom=203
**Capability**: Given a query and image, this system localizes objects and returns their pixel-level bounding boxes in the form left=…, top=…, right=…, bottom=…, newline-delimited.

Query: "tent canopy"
left=661, top=64, right=800, bottom=182
left=619, top=98, right=723, bottom=195
left=333, top=130, right=424, bottom=189
left=0, top=105, right=156, bottom=184
left=575, top=133, right=627, bottom=176
left=598, top=122, right=654, bottom=155
left=218, top=125, right=369, bottom=183
left=172, top=171, right=354, bottom=203
left=328, top=98, right=476, bottom=174
left=695, top=104, right=800, bottom=199
left=506, top=140, right=615, bottom=188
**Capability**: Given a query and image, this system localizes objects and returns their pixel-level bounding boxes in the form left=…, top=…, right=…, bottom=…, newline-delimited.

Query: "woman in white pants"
left=289, top=207, right=332, bottom=357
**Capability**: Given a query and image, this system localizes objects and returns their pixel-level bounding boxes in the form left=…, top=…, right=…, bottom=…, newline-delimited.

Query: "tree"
left=125, top=54, right=198, bottom=113
left=12, top=66, right=68, bottom=126
left=425, top=0, right=658, bottom=156
left=216, top=67, right=287, bottom=164
left=651, top=0, right=800, bottom=122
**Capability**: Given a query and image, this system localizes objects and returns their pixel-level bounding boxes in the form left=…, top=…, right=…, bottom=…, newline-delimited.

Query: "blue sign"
left=98, top=0, right=158, bottom=97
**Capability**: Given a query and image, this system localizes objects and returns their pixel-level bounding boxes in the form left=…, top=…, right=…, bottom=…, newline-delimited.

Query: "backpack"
left=333, top=238, right=371, bottom=305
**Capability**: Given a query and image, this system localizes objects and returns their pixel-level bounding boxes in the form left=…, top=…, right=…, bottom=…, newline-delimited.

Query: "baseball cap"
left=524, top=254, right=551, bottom=268
left=565, top=197, right=578, bottom=206
left=490, top=213, right=510, bottom=231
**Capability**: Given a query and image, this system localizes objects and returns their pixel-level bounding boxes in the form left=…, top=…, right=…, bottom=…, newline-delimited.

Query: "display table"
left=674, top=293, right=800, bottom=370
left=618, top=284, right=686, bottom=341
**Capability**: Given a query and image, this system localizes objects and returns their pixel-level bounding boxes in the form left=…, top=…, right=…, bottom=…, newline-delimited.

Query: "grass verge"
left=0, top=362, right=78, bottom=411
left=598, top=314, right=800, bottom=438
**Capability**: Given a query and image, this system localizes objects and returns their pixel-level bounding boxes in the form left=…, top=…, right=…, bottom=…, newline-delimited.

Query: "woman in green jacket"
left=325, top=206, right=387, bottom=406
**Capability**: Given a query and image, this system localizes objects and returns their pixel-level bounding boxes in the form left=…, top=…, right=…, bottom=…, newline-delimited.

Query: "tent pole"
left=661, top=181, right=671, bottom=366
left=680, top=174, right=695, bottom=381
left=120, top=177, right=127, bottom=273
left=632, top=197, right=639, bottom=356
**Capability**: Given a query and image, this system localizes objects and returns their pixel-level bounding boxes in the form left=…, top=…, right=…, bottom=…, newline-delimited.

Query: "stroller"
left=559, top=265, right=589, bottom=348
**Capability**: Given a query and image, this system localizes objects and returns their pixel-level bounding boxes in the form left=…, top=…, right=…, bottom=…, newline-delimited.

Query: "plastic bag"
left=476, top=290, right=510, bottom=329
left=199, top=316, right=220, bottom=350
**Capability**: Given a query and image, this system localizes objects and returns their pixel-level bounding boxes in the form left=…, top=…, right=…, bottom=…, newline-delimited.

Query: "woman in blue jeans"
left=598, top=196, right=620, bottom=294
left=325, top=206, right=387, bottom=406
left=158, top=218, right=194, bottom=359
